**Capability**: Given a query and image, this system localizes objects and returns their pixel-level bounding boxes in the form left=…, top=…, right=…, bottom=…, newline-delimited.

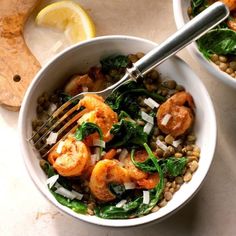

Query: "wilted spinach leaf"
left=51, top=191, right=87, bottom=214
left=160, top=157, right=187, bottom=177
left=75, top=122, right=103, bottom=141
left=106, top=81, right=165, bottom=118
left=198, top=29, right=236, bottom=58
left=109, top=183, right=126, bottom=198
left=101, top=55, right=129, bottom=73
left=107, top=119, right=148, bottom=148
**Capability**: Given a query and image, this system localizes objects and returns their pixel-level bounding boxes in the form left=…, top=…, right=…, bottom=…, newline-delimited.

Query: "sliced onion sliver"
left=156, top=139, right=168, bottom=152
left=93, top=139, right=106, bottom=148
left=124, top=182, right=136, bottom=190
left=56, top=141, right=65, bottom=154
left=161, top=113, right=172, bottom=126
left=116, top=199, right=127, bottom=208
left=71, top=190, right=83, bottom=200
left=141, top=111, right=154, bottom=124
left=144, top=98, right=160, bottom=109
left=172, top=139, right=182, bottom=148
left=143, top=190, right=150, bottom=204
left=55, top=187, right=76, bottom=200
left=143, top=122, right=153, bottom=135
left=46, top=174, right=59, bottom=189
left=46, top=132, right=58, bottom=145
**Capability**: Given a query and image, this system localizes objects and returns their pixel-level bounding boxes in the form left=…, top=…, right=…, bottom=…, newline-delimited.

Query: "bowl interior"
left=19, top=35, right=216, bottom=227
left=173, top=0, right=236, bottom=89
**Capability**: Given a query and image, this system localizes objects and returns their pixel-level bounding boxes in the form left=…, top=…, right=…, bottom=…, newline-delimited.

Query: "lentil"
left=175, top=176, right=183, bottom=185
left=183, top=171, right=192, bottom=182
left=188, top=160, right=199, bottom=173
left=164, top=191, right=173, bottom=201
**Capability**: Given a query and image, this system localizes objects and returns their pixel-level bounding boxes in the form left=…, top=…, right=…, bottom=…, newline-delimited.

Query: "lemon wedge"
left=36, top=1, right=96, bottom=43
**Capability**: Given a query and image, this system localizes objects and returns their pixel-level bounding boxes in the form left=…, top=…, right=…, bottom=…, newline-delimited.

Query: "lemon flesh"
left=36, top=1, right=96, bottom=43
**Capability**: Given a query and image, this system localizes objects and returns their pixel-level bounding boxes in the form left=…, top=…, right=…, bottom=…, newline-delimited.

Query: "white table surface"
left=1, top=1, right=236, bottom=235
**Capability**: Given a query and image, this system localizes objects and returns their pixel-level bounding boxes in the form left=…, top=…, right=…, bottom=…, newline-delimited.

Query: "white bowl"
left=173, top=0, right=236, bottom=89
left=19, top=35, right=217, bottom=228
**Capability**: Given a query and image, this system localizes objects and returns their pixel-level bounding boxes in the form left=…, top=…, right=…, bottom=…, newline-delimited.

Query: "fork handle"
left=127, top=2, right=229, bottom=78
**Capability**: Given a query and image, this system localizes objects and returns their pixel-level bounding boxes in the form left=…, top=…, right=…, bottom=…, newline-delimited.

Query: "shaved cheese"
left=144, top=98, right=160, bottom=109
left=101, top=151, right=106, bottom=156
left=143, top=191, right=150, bottom=204
left=117, top=149, right=122, bottom=153
left=172, top=139, right=182, bottom=148
left=116, top=199, right=127, bottom=208
left=94, top=147, right=101, bottom=161
left=141, top=111, right=154, bottom=124
left=119, top=149, right=128, bottom=162
left=93, top=139, right=105, bottom=148
left=124, top=182, right=136, bottom=190
left=90, top=154, right=97, bottom=165
left=161, top=114, right=172, bottom=126
left=46, top=132, right=58, bottom=145
left=51, top=40, right=63, bottom=53
left=156, top=139, right=168, bottom=152
left=54, top=182, right=61, bottom=189
left=55, top=187, right=76, bottom=200
left=82, top=86, right=88, bottom=92
left=48, top=103, right=57, bottom=115
left=56, top=141, right=65, bottom=154
left=46, top=174, right=59, bottom=189
left=71, top=190, right=83, bottom=200
left=143, top=122, right=153, bottom=134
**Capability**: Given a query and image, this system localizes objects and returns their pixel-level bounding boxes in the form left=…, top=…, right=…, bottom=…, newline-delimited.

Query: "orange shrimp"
left=64, top=74, right=93, bottom=96
left=220, top=0, right=236, bottom=11
left=227, top=11, right=236, bottom=31
left=124, top=150, right=160, bottom=190
left=89, top=159, right=130, bottom=202
left=48, top=135, right=91, bottom=177
left=157, top=91, right=195, bottom=138
left=77, top=95, right=118, bottom=143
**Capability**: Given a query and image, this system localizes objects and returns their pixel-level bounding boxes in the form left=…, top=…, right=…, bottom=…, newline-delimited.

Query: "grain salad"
left=31, top=52, right=200, bottom=219
left=188, top=0, right=236, bottom=78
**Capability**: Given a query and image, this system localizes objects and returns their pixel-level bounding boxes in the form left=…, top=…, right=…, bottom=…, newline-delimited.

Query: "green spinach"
left=107, top=119, right=148, bottom=148
left=106, top=81, right=165, bottom=118
left=131, top=152, right=187, bottom=177
left=191, top=0, right=208, bottom=16
left=198, top=29, right=236, bottom=57
left=52, top=191, right=87, bottom=214
left=75, top=122, right=103, bottom=141
left=100, top=55, right=129, bottom=73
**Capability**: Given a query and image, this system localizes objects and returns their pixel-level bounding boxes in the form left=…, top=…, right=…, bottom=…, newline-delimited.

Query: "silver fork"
left=30, top=2, right=229, bottom=157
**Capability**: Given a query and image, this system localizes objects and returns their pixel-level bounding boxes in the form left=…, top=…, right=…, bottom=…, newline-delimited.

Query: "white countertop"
left=1, top=1, right=236, bottom=235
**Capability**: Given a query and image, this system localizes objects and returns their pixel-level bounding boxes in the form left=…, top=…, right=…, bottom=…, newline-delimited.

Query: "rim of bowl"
left=172, top=0, right=236, bottom=89
left=18, top=35, right=217, bottom=228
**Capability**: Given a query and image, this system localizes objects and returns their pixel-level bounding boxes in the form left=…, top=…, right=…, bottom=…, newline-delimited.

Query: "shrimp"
left=64, top=74, right=93, bottom=96
left=48, top=135, right=91, bottom=177
left=157, top=91, right=194, bottom=138
left=124, top=150, right=160, bottom=190
left=227, top=11, right=236, bottom=31
left=77, top=95, right=118, bottom=143
left=89, top=159, right=130, bottom=202
left=220, top=0, right=236, bottom=11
